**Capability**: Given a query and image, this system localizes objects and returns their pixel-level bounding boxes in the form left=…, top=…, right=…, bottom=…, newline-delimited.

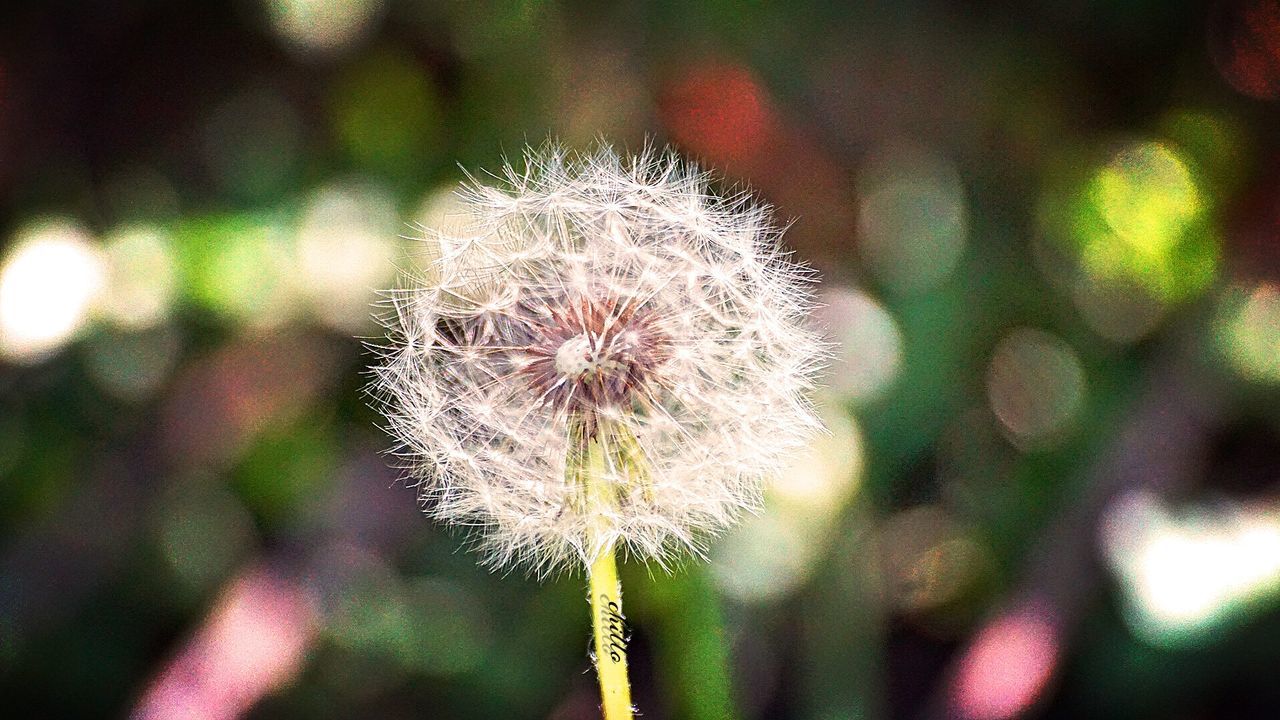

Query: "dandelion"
left=370, top=143, right=824, bottom=718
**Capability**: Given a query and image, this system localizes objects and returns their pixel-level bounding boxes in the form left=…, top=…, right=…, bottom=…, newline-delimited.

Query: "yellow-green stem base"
left=590, top=549, right=634, bottom=720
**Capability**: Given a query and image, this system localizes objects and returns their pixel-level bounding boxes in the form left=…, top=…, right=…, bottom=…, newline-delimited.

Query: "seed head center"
left=519, top=296, right=671, bottom=413
left=554, top=333, right=623, bottom=378
left=554, top=334, right=592, bottom=377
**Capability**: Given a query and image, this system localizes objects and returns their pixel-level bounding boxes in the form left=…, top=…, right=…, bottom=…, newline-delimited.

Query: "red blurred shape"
left=133, top=567, right=316, bottom=720
left=660, top=62, right=775, bottom=167
left=658, top=60, right=856, bottom=271
left=1209, top=0, right=1280, bottom=100
left=950, top=602, right=1059, bottom=720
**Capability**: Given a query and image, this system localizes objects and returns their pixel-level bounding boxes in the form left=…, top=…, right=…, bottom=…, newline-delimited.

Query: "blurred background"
left=2, top=1, right=1280, bottom=718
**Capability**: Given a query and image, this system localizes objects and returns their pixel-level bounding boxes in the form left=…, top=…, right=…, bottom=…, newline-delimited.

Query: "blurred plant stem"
left=625, top=564, right=738, bottom=720
left=801, top=497, right=886, bottom=720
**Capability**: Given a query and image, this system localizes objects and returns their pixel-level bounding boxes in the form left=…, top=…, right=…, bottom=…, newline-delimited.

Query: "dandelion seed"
left=369, top=142, right=825, bottom=718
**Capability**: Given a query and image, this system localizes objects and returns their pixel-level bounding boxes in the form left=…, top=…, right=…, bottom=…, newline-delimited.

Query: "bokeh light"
left=659, top=58, right=857, bottom=269
left=986, top=328, right=1086, bottom=449
left=878, top=505, right=992, bottom=620
left=1069, top=140, right=1219, bottom=303
left=856, top=140, right=967, bottom=295
left=176, top=214, right=298, bottom=328
left=0, top=219, right=106, bottom=363
left=1066, top=273, right=1169, bottom=345
left=713, top=403, right=862, bottom=604
left=1032, top=195, right=1172, bottom=345
left=951, top=601, right=1060, bottom=720
left=1036, top=118, right=1242, bottom=344
left=1093, top=142, right=1201, bottom=246
left=98, top=225, right=178, bottom=330
left=1102, top=491, right=1280, bottom=646
left=415, top=185, right=477, bottom=247
left=815, top=286, right=903, bottom=405
left=83, top=326, right=182, bottom=403
left=264, top=0, right=384, bottom=57
left=295, top=180, right=399, bottom=332
left=1215, top=282, right=1280, bottom=383
left=330, top=49, right=442, bottom=179
left=660, top=62, right=775, bottom=168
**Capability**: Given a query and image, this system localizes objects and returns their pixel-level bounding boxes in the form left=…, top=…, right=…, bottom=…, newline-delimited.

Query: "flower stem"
left=590, top=546, right=633, bottom=720
left=577, top=428, right=633, bottom=720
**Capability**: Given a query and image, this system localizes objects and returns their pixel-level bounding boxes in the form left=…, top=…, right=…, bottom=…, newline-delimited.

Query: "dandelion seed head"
left=371, top=143, right=826, bottom=576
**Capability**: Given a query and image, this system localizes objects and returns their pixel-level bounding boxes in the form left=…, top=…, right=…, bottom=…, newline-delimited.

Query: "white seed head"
left=370, top=143, right=826, bottom=577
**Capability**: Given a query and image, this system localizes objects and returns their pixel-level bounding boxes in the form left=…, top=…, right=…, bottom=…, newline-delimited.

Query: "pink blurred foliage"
left=132, top=566, right=317, bottom=720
